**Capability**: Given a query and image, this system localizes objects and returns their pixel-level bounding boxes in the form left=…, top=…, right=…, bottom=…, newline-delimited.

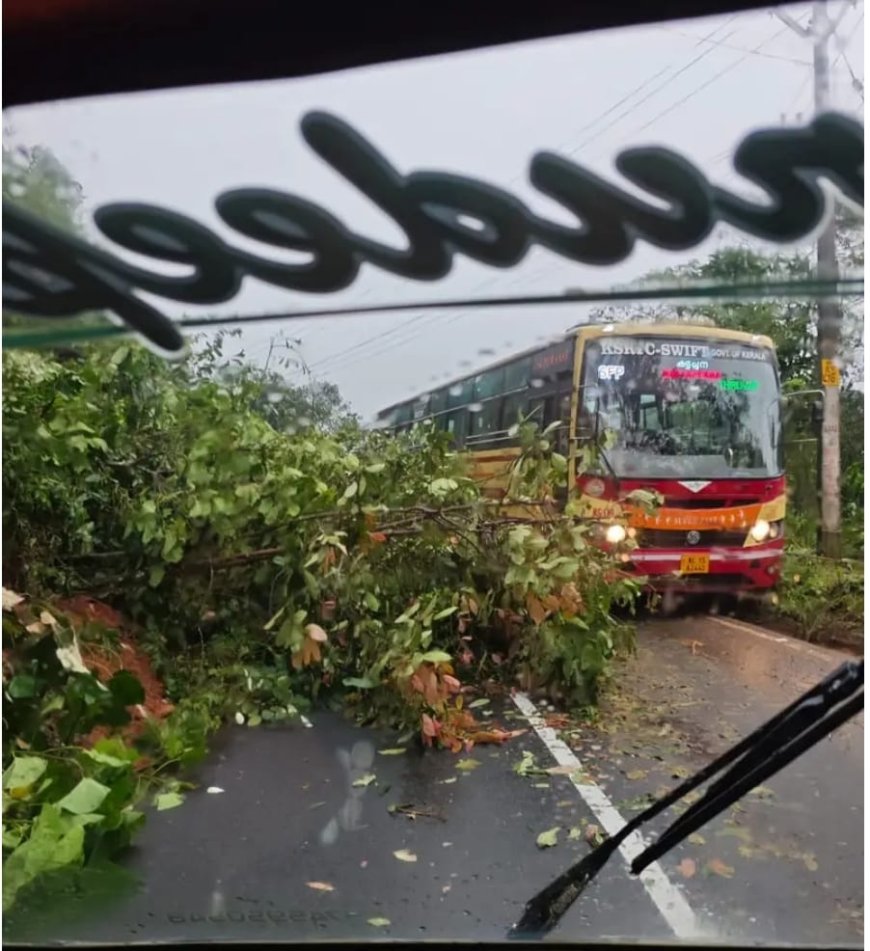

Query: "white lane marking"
left=511, top=691, right=704, bottom=940
left=706, top=615, right=833, bottom=660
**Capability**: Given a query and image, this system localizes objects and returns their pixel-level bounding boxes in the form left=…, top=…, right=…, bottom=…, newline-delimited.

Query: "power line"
left=632, top=23, right=791, bottom=134
left=303, top=15, right=758, bottom=376
left=563, top=24, right=742, bottom=159
left=285, top=13, right=815, bottom=378
left=314, top=18, right=757, bottom=374
left=311, top=39, right=730, bottom=372
left=661, top=26, right=811, bottom=66
left=840, top=49, right=864, bottom=101
left=545, top=15, right=741, bottom=160
left=307, top=311, right=433, bottom=370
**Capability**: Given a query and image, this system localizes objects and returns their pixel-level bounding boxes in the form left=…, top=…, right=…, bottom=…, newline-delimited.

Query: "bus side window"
left=445, top=409, right=467, bottom=446
left=429, top=389, right=447, bottom=429
left=469, top=398, right=501, bottom=444
left=527, top=397, right=547, bottom=426
left=555, top=393, right=571, bottom=455
left=501, top=393, right=524, bottom=432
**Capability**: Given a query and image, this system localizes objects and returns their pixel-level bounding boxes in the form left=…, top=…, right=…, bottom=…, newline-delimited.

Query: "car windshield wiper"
left=511, top=657, right=863, bottom=938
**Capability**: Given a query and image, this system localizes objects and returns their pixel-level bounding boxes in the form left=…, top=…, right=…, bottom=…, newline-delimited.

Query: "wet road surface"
left=4, top=614, right=863, bottom=945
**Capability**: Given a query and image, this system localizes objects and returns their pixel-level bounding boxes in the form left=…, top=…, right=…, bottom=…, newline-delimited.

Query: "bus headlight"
left=605, top=524, right=627, bottom=544
left=749, top=519, right=771, bottom=542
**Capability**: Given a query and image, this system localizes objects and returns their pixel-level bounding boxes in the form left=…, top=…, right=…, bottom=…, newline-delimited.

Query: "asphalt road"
left=4, top=614, right=863, bottom=946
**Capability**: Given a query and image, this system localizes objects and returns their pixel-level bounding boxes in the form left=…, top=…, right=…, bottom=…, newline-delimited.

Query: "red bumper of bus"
left=623, top=540, right=784, bottom=591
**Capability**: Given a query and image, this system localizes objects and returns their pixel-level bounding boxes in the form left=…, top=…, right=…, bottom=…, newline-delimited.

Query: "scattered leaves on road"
left=536, top=827, right=560, bottom=848
left=206, top=786, right=224, bottom=794
left=705, top=858, right=735, bottom=879
left=393, top=849, right=417, bottom=862
left=456, top=758, right=480, bottom=771
left=378, top=748, right=406, bottom=756
left=625, top=768, right=647, bottom=781
left=585, top=824, right=606, bottom=847
left=367, top=917, right=391, bottom=927
left=306, top=881, right=335, bottom=892
left=750, top=785, right=776, bottom=799
left=716, top=824, right=752, bottom=843
left=352, top=773, right=376, bottom=787
left=678, top=858, right=697, bottom=879
left=568, top=827, right=583, bottom=841
left=154, top=791, right=184, bottom=811
left=688, top=833, right=706, bottom=845
left=546, top=765, right=584, bottom=777
left=513, top=751, right=547, bottom=777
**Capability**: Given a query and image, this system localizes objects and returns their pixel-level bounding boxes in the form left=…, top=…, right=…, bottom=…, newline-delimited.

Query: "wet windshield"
left=2, top=1, right=864, bottom=947
left=582, top=335, right=782, bottom=478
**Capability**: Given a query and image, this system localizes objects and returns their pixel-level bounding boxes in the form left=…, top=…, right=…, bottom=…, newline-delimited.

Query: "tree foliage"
left=2, top=330, right=638, bottom=906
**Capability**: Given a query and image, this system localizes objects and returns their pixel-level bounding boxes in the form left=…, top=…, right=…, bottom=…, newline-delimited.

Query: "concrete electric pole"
left=775, top=1, right=850, bottom=558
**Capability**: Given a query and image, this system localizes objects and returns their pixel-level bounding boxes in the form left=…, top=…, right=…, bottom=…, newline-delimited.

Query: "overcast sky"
left=5, top=1, right=864, bottom=419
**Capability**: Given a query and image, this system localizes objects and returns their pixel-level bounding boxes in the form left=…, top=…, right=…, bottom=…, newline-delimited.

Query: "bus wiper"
left=510, top=658, right=863, bottom=938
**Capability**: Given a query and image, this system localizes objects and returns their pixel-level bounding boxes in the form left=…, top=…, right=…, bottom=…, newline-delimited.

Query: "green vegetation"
left=1, top=334, right=639, bottom=909
left=1, top=143, right=643, bottom=909
left=768, top=551, right=863, bottom=646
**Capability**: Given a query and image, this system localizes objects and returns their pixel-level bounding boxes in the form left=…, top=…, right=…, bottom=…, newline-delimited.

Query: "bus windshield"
left=581, top=334, right=782, bottom=479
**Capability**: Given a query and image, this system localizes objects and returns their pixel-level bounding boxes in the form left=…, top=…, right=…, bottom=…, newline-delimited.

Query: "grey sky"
left=5, top=1, right=864, bottom=418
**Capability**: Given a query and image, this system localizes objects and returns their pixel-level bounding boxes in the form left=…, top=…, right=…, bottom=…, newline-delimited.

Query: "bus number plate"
left=680, top=554, right=710, bottom=574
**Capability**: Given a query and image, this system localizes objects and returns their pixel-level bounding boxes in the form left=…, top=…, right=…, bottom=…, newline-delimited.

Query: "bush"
left=774, top=551, right=863, bottom=643
left=3, top=340, right=637, bottom=738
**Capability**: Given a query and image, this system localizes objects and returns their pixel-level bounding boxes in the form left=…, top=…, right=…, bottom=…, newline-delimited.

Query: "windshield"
left=2, top=1, right=864, bottom=949
left=582, top=335, right=782, bottom=478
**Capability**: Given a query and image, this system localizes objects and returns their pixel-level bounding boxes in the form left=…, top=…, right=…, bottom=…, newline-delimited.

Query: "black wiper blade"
left=510, top=658, right=863, bottom=938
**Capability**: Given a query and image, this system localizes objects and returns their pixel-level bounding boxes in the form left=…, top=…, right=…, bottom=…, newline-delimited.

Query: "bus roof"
left=375, top=321, right=776, bottom=419
left=576, top=322, right=776, bottom=349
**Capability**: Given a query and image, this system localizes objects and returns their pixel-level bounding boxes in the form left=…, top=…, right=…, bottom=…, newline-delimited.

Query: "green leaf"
left=377, top=748, right=406, bottom=756
left=343, top=676, right=375, bottom=690
left=109, top=345, right=130, bottom=367
left=148, top=564, right=166, bottom=588
left=57, top=778, right=111, bottom=815
left=342, top=481, right=358, bottom=500
left=93, top=738, right=139, bottom=763
left=108, top=670, right=145, bottom=706
left=263, top=605, right=286, bottom=631
left=7, top=674, right=38, bottom=699
left=3, top=756, right=47, bottom=792
left=154, top=792, right=185, bottom=812
left=433, top=606, right=458, bottom=620
left=418, top=650, right=452, bottom=665
left=536, top=827, right=560, bottom=848
left=2, top=805, right=84, bottom=911
left=352, top=773, right=376, bottom=788
left=367, top=917, right=391, bottom=928
left=456, top=758, right=480, bottom=771
left=468, top=698, right=490, bottom=709
left=83, top=749, right=131, bottom=770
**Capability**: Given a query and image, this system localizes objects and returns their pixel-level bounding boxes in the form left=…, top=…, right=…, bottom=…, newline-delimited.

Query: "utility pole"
left=775, top=1, right=849, bottom=557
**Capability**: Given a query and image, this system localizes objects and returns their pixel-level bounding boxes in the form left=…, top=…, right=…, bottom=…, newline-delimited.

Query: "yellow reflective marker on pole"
left=821, top=358, right=841, bottom=388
